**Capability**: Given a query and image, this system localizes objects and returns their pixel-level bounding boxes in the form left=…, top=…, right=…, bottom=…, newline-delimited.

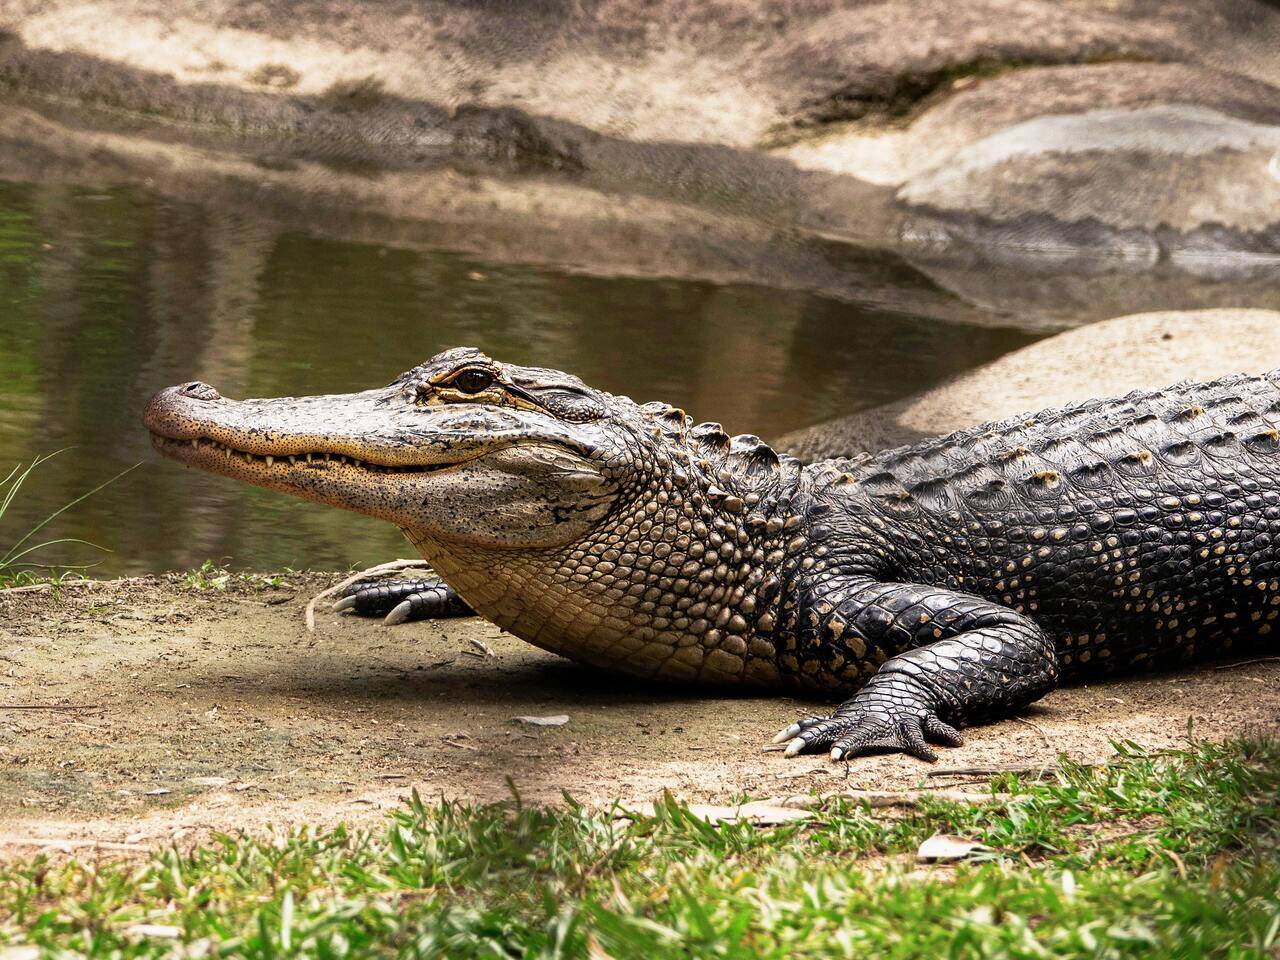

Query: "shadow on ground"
left=1, top=572, right=1276, bottom=851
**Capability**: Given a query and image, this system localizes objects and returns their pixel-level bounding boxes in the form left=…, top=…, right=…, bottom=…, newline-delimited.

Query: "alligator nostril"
left=180, top=381, right=222, bottom=401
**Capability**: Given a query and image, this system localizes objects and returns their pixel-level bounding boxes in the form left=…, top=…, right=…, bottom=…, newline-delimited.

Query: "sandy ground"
left=1, top=572, right=1276, bottom=853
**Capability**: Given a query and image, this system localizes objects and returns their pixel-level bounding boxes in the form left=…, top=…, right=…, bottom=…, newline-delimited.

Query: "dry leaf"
left=916, top=833, right=992, bottom=861
left=125, top=924, right=182, bottom=939
left=513, top=715, right=570, bottom=727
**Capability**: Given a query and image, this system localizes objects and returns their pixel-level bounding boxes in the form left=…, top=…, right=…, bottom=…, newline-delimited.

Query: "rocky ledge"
left=777, top=308, right=1280, bottom=461
left=1, top=0, right=1279, bottom=266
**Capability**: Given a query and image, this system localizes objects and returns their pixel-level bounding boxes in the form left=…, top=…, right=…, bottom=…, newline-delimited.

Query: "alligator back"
left=817, top=370, right=1280, bottom=676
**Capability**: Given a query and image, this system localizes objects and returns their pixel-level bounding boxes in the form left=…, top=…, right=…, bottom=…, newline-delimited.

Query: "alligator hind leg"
left=334, top=576, right=474, bottom=625
left=773, top=579, right=1061, bottom=761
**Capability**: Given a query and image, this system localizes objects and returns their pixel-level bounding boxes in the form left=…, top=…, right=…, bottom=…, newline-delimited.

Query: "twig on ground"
left=0, top=835, right=149, bottom=852
left=1013, top=716, right=1054, bottom=752
left=0, top=576, right=148, bottom=597
left=1212, top=656, right=1280, bottom=671
left=304, top=559, right=433, bottom=632
left=0, top=703, right=99, bottom=711
left=442, top=737, right=480, bottom=752
left=927, top=765, right=1058, bottom=778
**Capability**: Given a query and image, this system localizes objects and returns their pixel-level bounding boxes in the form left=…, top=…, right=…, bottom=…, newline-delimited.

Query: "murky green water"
left=1, top=178, right=1043, bottom=576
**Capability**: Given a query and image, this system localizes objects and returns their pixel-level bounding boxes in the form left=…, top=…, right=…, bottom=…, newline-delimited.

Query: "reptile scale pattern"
left=147, top=353, right=1280, bottom=759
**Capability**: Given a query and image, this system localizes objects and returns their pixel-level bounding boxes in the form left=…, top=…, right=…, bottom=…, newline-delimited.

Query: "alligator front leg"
left=773, top=580, right=1060, bottom=761
left=333, top=576, right=474, bottom=625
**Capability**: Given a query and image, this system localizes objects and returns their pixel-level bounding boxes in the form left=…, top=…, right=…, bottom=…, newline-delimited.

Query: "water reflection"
left=0, top=179, right=1033, bottom=575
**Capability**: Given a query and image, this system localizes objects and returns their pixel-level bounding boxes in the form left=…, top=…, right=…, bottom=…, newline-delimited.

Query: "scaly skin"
left=144, top=349, right=1280, bottom=761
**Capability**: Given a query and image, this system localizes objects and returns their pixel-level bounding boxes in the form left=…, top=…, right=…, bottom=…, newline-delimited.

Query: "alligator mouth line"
left=150, top=434, right=464, bottom=475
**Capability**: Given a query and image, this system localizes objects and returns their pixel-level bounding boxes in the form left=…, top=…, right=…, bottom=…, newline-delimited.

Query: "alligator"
left=144, top=348, right=1280, bottom=761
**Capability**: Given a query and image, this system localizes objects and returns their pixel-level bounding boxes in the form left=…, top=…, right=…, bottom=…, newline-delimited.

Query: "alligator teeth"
left=176, top=437, right=387, bottom=471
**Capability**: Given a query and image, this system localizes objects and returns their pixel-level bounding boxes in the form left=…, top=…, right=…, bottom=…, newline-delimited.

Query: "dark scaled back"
left=816, top=371, right=1280, bottom=517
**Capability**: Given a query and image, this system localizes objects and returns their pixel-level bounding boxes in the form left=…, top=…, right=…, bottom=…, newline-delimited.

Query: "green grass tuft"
left=1, top=737, right=1277, bottom=957
left=182, top=559, right=292, bottom=591
left=0, top=451, right=138, bottom=588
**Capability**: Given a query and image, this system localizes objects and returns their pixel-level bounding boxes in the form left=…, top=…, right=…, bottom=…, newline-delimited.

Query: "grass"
left=183, top=559, right=292, bottom=591
left=1, top=736, right=1277, bottom=957
left=0, top=452, right=137, bottom=588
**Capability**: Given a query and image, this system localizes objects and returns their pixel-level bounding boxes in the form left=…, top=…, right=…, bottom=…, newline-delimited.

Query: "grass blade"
left=1, top=459, right=139, bottom=565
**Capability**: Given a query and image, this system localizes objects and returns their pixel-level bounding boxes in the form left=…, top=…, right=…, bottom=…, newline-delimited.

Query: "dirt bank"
left=1, top=572, right=1276, bottom=851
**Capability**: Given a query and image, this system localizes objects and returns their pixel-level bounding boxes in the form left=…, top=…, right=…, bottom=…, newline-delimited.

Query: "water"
left=0, top=176, right=1131, bottom=577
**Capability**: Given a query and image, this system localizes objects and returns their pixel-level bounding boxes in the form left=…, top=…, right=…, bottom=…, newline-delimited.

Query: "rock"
left=898, top=248, right=1280, bottom=333
left=776, top=309, right=1280, bottom=462
left=760, top=0, right=1232, bottom=133
left=124, top=925, right=182, bottom=940
left=898, top=103, right=1280, bottom=260
left=782, top=61, right=1280, bottom=187
left=10, top=0, right=1238, bottom=150
left=5, top=0, right=1280, bottom=264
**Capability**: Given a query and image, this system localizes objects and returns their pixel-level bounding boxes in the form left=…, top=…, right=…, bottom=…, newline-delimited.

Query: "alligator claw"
left=771, top=723, right=802, bottom=744
left=771, top=700, right=964, bottom=763
left=332, top=576, right=472, bottom=623
left=384, top=600, right=414, bottom=626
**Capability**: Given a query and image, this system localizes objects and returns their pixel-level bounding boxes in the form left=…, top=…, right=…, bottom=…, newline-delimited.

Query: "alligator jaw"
left=148, top=432, right=466, bottom=479
left=141, top=375, right=608, bottom=542
left=142, top=380, right=484, bottom=508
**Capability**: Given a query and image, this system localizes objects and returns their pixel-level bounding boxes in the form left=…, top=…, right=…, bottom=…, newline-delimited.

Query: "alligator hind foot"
left=333, top=576, right=474, bottom=625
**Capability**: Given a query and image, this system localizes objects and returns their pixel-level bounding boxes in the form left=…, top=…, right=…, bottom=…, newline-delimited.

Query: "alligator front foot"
left=333, top=576, right=474, bottom=625
left=771, top=674, right=963, bottom=762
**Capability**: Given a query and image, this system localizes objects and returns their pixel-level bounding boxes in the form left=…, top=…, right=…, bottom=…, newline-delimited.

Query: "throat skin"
left=400, top=475, right=799, bottom=688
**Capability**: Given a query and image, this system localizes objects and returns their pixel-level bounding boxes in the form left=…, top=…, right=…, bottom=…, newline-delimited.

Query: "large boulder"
left=781, top=61, right=1280, bottom=187
left=7, top=0, right=1254, bottom=149
left=896, top=103, right=1280, bottom=261
left=776, top=309, right=1280, bottom=461
left=5, top=0, right=1280, bottom=267
left=783, top=58, right=1280, bottom=261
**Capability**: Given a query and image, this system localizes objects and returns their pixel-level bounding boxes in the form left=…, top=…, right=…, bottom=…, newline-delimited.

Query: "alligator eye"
left=449, top=369, right=496, bottom=394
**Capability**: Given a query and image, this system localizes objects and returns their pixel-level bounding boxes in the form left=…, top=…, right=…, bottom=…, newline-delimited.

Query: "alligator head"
left=145, top=348, right=630, bottom=548
left=144, top=347, right=805, bottom=683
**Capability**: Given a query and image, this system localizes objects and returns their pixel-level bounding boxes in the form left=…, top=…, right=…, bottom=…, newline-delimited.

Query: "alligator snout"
left=143, top=381, right=225, bottom=438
